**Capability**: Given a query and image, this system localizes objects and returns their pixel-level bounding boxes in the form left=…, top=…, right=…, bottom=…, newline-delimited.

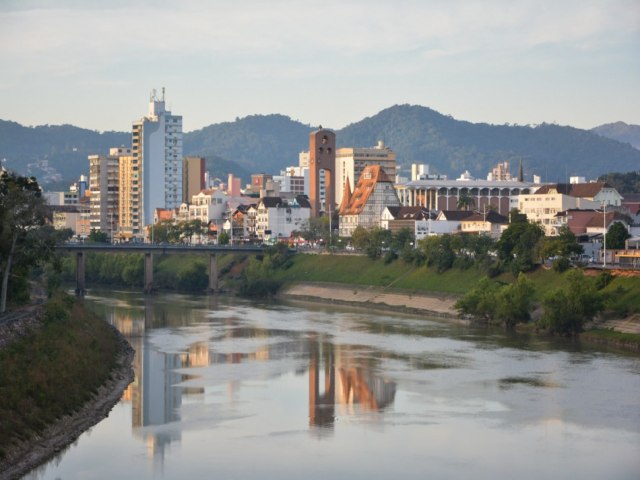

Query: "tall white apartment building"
left=132, top=88, right=183, bottom=233
left=89, top=147, right=131, bottom=238
left=335, top=141, right=397, bottom=207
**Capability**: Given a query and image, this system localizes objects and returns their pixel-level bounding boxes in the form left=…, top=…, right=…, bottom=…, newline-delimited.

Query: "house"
left=459, top=210, right=508, bottom=238
left=225, top=204, right=257, bottom=242
left=189, top=189, right=227, bottom=224
left=339, top=165, right=400, bottom=237
left=518, top=184, right=610, bottom=235
left=380, top=206, right=434, bottom=241
left=255, top=195, right=311, bottom=241
left=429, top=210, right=475, bottom=235
left=556, top=209, right=631, bottom=236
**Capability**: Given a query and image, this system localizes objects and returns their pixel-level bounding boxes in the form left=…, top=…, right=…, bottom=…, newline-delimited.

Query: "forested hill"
left=0, top=120, right=129, bottom=187
left=184, top=114, right=311, bottom=176
left=337, top=105, right=640, bottom=181
left=2, top=105, right=640, bottom=189
left=591, top=121, right=640, bottom=150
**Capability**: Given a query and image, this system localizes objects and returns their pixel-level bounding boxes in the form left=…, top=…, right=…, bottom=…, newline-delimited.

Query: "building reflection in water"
left=106, top=297, right=396, bottom=465
left=308, top=336, right=396, bottom=434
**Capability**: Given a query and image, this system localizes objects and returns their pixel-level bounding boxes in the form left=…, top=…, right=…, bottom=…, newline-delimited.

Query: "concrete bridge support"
left=144, top=252, right=154, bottom=293
left=75, top=251, right=85, bottom=296
left=208, top=254, right=218, bottom=293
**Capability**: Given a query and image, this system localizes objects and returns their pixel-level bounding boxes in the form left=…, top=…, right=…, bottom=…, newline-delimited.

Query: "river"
left=27, top=290, right=640, bottom=479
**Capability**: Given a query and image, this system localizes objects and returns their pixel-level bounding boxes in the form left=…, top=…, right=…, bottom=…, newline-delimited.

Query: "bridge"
left=57, top=243, right=269, bottom=295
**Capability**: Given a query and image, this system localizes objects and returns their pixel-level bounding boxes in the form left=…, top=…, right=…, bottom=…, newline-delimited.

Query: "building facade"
left=335, top=141, right=397, bottom=207
left=518, top=183, right=616, bottom=235
left=339, top=165, right=400, bottom=237
left=132, top=89, right=183, bottom=235
left=182, top=157, right=205, bottom=204
left=396, top=179, right=539, bottom=215
left=255, top=196, right=311, bottom=240
left=89, top=147, right=130, bottom=239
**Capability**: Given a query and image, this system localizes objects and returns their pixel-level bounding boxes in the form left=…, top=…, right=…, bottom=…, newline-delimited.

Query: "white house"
left=255, top=195, right=311, bottom=241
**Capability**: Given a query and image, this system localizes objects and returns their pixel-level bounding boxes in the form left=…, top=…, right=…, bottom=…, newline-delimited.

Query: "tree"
left=454, top=278, right=501, bottom=322
left=538, top=226, right=582, bottom=262
left=89, top=229, right=109, bottom=243
left=218, top=231, right=230, bottom=245
left=509, top=208, right=528, bottom=224
left=539, top=269, right=604, bottom=335
left=350, top=226, right=370, bottom=251
left=494, top=273, right=535, bottom=328
left=300, top=217, right=330, bottom=244
left=605, top=222, right=631, bottom=250
left=496, top=221, right=544, bottom=274
left=456, top=192, right=476, bottom=211
left=0, top=172, right=50, bottom=312
left=419, top=235, right=455, bottom=272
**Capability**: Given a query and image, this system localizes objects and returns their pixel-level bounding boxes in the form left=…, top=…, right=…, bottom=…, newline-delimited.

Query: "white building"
left=188, top=189, right=227, bottom=225
left=255, top=196, right=311, bottom=241
left=519, top=183, right=622, bottom=236
left=132, top=88, right=183, bottom=233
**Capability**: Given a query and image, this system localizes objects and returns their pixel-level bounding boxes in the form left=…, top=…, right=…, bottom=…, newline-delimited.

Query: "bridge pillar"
left=208, top=254, right=218, bottom=293
left=144, top=252, right=154, bottom=293
left=75, top=251, right=85, bottom=296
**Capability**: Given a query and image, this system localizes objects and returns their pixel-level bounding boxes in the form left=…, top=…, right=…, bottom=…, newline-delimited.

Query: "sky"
left=1, top=0, right=639, bottom=133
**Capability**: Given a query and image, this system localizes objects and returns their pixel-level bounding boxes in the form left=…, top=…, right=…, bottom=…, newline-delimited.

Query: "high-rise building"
left=335, top=141, right=396, bottom=207
left=182, top=156, right=205, bottom=203
left=118, top=153, right=136, bottom=240
left=89, top=147, right=131, bottom=239
left=132, top=88, right=183, bottom=233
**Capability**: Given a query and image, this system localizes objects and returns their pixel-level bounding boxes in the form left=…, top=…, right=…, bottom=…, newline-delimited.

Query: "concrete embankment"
left=279, top=282, right=461, bottom=319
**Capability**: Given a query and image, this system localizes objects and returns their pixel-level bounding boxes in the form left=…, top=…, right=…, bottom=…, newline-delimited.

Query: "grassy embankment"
left=0, top=294, right=124, bottom=461
left=266, top=253, right=640, bottom=347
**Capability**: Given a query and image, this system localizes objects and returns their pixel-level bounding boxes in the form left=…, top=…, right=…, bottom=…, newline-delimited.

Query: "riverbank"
left=278, top=281, right=640, bottom=351
left=0, top=302, right=135, bottom=480
left=279, top=282, right=461, bottom=319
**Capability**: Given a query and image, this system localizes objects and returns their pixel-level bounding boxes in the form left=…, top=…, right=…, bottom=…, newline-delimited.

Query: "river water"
left=27, top=290, right=640, bottom=480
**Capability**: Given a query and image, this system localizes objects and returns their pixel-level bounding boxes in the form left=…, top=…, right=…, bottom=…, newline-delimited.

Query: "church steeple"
left=518, top=158, right=524, bottom=182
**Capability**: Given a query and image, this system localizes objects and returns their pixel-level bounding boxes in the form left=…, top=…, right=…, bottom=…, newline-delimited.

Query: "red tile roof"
left=534, top=182, right=612, bottom=198
left=340, top=165, right=393, bottom=216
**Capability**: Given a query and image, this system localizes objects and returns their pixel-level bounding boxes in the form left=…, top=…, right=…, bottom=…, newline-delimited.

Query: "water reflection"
left=95, top=292, right=397, bottom=460
left=30, top=291, right=640, bottom=480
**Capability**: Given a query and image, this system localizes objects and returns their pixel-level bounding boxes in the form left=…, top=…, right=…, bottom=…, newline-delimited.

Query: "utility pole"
left=603, top=202, right=607, bottom=267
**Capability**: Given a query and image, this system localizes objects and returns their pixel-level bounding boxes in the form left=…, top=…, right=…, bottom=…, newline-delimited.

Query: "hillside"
left=591, top=122, right=640, bottom=150
left=0, top=120, right=129, bottom=188
left=185, top=114, right=311, bottom=175
left=337, top=105, right=640, bottom=181
left=2, top=106, right=640, bottom=188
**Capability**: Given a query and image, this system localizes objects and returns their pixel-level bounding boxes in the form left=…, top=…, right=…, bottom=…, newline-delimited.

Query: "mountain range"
left=1, top=105, right=639, bottom=191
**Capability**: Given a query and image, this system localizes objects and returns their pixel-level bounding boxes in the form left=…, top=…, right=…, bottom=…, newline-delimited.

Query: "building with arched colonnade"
left=395, top=180, right=542, bottom=215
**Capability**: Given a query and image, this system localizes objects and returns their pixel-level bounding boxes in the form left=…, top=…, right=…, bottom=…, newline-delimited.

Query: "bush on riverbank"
left=0, top=293, right=122, bottom=460
left=455, top=273, right=535, bottom=329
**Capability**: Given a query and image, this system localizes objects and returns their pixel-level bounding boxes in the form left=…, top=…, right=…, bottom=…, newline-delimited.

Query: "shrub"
left=539, top=270, right=604, bottom=335
left=552, top=257, right=571, bottom=273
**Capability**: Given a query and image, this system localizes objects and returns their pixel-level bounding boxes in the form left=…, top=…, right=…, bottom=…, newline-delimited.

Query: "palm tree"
left=456, top=192, right=476, bottom=211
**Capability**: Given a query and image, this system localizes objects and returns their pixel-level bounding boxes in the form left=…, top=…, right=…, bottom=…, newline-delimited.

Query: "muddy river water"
left=27, top=290, right=640, bottom=479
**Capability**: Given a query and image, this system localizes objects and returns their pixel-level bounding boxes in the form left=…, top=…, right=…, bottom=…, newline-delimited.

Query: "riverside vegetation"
left=0, top=293, right=127, bottom=466
left=56, top=227, right=640, bottom=340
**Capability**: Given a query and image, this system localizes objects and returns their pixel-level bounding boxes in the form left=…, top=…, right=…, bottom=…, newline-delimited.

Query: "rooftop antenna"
left=162, top=87, right=165, bottom=102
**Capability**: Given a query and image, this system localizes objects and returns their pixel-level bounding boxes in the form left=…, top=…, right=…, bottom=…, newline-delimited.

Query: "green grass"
left=0, top=294, right=122, bottom=459
left=602, top=276, right=640, bottom=315
left=269, top=254, right=640, bottom=315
